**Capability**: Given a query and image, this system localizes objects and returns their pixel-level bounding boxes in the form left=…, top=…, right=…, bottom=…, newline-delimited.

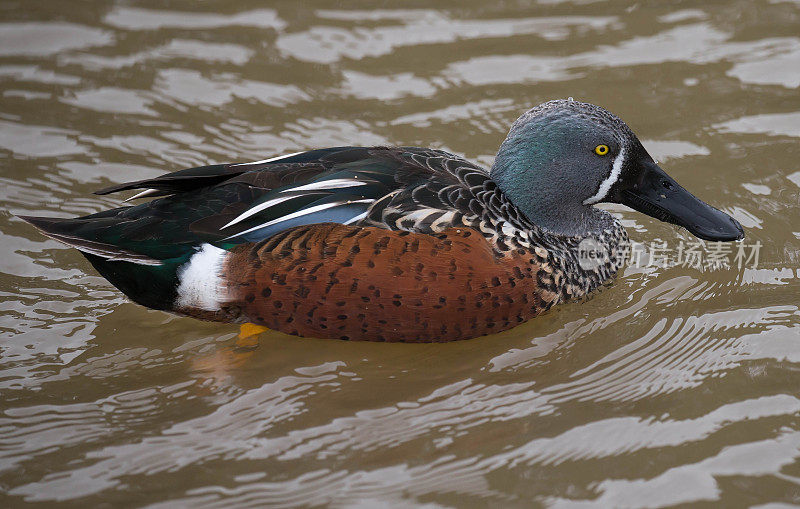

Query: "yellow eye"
left=595, top=144, right=609, bottom=156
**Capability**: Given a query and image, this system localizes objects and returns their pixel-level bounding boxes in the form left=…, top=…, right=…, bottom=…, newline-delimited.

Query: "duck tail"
left=17, top=215, right=186, bottom=310
left=18, top=215, right=163, bottom=265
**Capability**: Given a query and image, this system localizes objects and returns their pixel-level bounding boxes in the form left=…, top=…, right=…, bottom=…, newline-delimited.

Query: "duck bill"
left=619, top=161, right=744, bottom=241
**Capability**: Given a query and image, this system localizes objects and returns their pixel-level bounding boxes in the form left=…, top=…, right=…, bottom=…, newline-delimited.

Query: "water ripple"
left=1, top=1, right=799, bottom=506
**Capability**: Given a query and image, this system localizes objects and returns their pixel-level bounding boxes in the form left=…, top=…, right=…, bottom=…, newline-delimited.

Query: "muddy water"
left=1, top=0, right=799, bottom=507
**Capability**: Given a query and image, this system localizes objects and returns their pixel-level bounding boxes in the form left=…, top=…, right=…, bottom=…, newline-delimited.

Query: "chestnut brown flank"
left=220, top=223, right=556, bottom=342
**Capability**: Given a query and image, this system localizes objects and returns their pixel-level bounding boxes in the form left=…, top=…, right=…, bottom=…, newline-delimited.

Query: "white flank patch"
left=230, top=151, right=304, bottom=167
left=175, top=243, right=228, bottom=311
left=583, top=146, right=627, bottom=205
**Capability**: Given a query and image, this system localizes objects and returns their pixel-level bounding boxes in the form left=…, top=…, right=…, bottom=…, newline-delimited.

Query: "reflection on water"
left=1, top=0, right=799, bottom=507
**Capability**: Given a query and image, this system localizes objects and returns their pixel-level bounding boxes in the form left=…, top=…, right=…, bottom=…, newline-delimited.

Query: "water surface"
left=1, top=0, right=800, bottom=507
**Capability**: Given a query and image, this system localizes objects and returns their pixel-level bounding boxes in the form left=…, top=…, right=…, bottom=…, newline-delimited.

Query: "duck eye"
left=594, top=144, right=609, bottom=156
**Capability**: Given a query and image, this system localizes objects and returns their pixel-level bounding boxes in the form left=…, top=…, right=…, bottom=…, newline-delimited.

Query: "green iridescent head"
left=491, top=99, right=743, bottom=241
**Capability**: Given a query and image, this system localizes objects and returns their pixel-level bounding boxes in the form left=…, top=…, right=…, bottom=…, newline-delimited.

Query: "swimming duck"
left=20, top=100, right=743, bottom=342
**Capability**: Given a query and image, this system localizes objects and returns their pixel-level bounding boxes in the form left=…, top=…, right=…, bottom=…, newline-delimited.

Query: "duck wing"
left=21, top=146, right=492, bottom=263
left=92, top=147, right=357, bottom=199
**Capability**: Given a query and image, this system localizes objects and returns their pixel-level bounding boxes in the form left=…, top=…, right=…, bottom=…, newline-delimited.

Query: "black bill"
left=617, top=160, right=744, bottom=241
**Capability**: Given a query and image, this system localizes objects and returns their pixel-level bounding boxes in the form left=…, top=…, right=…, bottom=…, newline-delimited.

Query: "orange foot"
left=191, top=324, right=271, bottom=379
left=235, top=323, right=270, bottom=351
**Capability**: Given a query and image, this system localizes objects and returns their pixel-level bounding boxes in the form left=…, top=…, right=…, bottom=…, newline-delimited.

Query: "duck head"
left=491, top=99, right=744, bottom=241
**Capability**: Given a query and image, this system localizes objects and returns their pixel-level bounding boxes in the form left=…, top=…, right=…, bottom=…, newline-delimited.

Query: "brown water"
left=1, top=0, right=800, bottom=507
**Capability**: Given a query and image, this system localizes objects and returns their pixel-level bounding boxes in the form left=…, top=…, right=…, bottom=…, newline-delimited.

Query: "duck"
left=19, top=99, right=744, bottom=342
